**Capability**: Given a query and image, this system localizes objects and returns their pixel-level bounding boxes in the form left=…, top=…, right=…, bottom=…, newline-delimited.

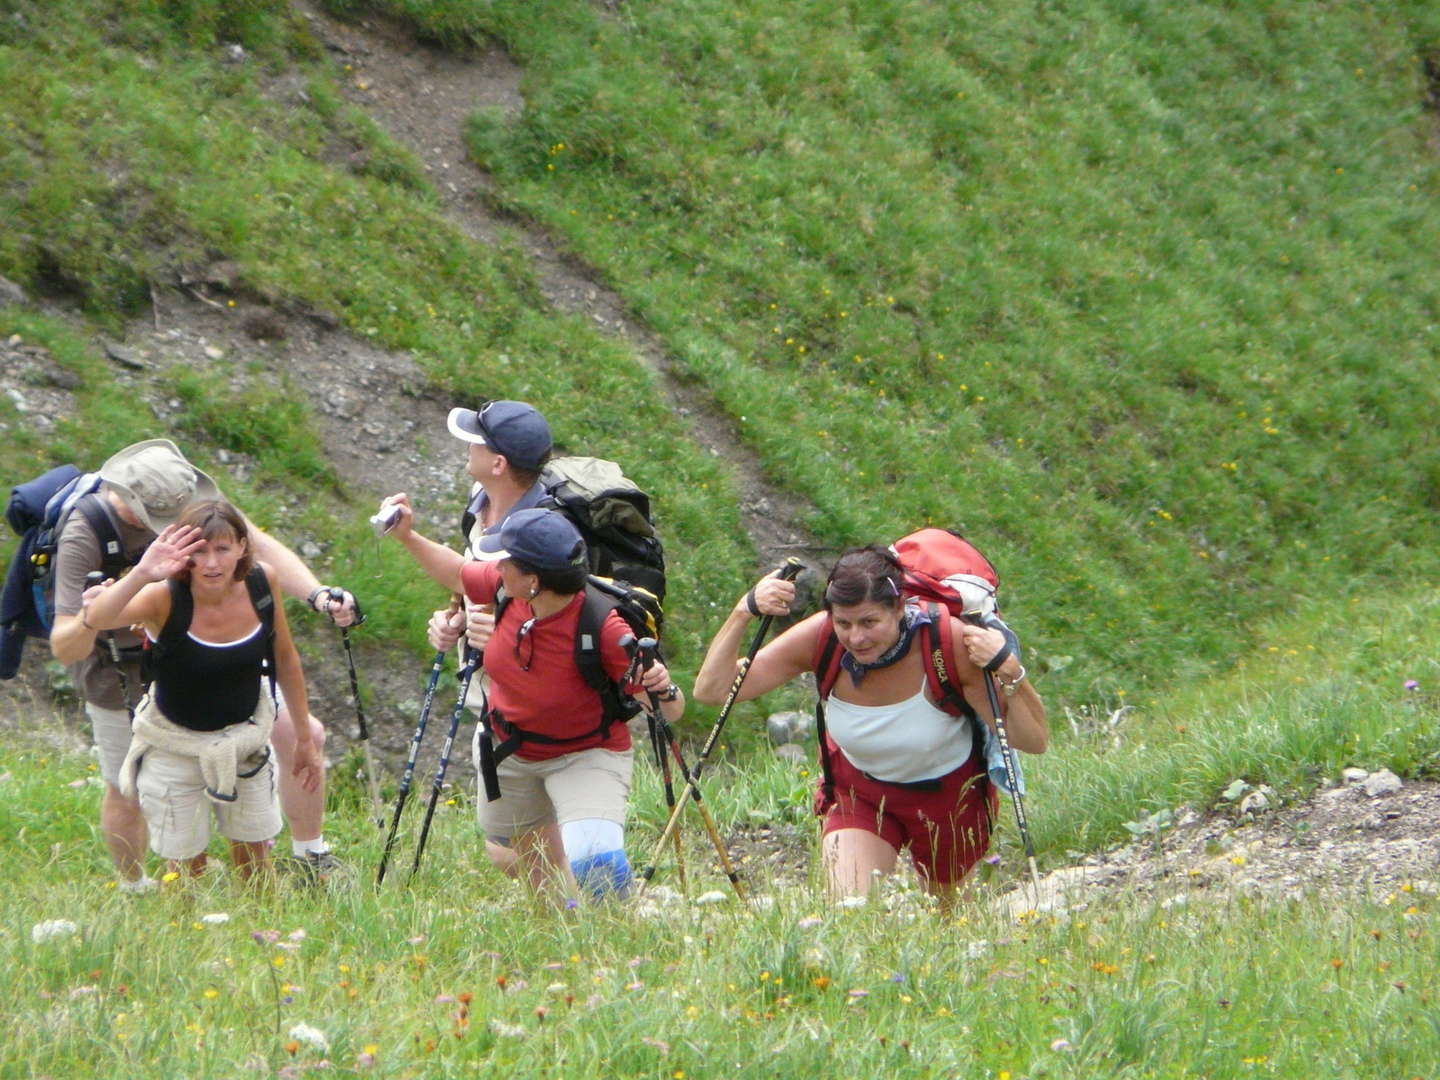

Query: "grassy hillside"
left=374, top=0, right=1440, bottom=702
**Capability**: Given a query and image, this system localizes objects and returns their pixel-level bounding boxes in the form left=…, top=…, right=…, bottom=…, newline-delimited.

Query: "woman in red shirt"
left=388, top=503, right=682, bottom=900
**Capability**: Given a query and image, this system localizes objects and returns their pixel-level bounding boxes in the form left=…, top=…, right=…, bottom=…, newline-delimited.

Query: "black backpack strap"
left=72, top=494, right=129, bottom=578
left=144, top=578, right=193, bottom=690
left=243, top=565, right=278, bottom=700
left=575, top=583, right=640, bottom=728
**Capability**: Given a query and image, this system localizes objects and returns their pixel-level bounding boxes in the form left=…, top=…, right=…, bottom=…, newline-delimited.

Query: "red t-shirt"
left=460, top=562, right=636, bottom=760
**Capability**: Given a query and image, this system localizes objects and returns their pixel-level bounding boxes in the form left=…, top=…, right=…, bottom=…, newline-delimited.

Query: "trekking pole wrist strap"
left=744, top=588, right=761, bottom=617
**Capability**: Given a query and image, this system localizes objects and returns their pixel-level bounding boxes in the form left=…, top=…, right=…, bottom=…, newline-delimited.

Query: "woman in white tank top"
left=694, top=546, right=1047, bottom=907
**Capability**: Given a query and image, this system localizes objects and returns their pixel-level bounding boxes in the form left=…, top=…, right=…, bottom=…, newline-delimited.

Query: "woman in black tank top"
left=85, top=500, right=318, bottom=880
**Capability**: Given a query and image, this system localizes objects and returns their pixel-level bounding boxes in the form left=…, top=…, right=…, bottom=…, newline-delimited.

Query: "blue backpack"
left=0, top=465, right=131, bottom=679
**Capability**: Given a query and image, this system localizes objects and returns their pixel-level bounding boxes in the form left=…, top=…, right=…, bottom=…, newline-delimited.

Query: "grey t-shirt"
left=53, top=501, right=153, bottom=710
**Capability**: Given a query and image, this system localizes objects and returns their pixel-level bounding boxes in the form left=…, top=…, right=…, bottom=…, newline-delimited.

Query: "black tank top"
left=151, top=576, right=271, bottom=732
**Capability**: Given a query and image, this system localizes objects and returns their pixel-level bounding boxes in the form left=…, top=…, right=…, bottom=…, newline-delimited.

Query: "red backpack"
left=810, top=528, right=1002, bottom=808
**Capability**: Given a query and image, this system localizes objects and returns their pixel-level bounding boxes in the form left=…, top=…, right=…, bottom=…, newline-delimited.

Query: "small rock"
left=42, top=367, right=81, bottom=390
left=774, top=743, right=808, bottom=764
left=766, top=710, right=809, bottom=746
left=1341, top=767, right=1369, bottom=784
left=222, top=42, right=246, bottom=64
left=104, top=342, right=146, bottom=370
left=203, top=345, right=225, bottom=360
left=299, top=541, right=323, bottom=560
left=1363, top=769, right=1403, bottom=798
left=1239, top=789, right=1272, bottom=815
left=0, top=274, right=27, bottom=306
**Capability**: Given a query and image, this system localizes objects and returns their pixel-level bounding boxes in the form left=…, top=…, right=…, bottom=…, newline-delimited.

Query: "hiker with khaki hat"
left=49, top=438, right=356, bottom=889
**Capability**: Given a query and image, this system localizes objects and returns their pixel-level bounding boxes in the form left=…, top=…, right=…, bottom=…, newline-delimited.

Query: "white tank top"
left=825, top=679, right=972, bottom=783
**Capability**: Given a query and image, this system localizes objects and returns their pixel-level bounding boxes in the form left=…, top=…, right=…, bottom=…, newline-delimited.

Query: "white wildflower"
left=32, top=920, right=79, bottom=943
left=201, top=912, right=230, bottom=925
left=288, top=1022, right=329, bottom=1052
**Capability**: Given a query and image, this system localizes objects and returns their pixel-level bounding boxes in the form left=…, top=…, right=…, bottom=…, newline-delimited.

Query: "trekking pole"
left=330, top=588, right=384, bottom=829
left=634, top=636, right=750, bottom=898
left=377, top=595, right=460, bottom=886
left=409, top=643, right=480, bottom=882
left=621, top=635, right=686, bottom=894
left=968, top=610, right=1043, bottom=903
left=637, top=558, right=804, bottom=897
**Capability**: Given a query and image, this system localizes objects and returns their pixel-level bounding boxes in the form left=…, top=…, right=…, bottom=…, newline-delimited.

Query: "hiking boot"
left=282, top=850, right=348, bottom=885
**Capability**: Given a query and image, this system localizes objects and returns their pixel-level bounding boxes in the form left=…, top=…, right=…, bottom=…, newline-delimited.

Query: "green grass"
left=3, top=712, right=1439, bottom=1078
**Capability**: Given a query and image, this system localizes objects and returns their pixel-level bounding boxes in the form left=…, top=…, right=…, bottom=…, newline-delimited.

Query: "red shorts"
left=818, top=736, right=997, bottom=886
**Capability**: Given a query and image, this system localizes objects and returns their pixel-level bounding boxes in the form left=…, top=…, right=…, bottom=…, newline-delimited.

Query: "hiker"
left=49, top=439, right=353, bottom=890
left=692, top=546, right=1047, bottom=903
left=82, top=500, right=314, bottom=881
left=412, top=400, right=560, bottom=875
left=386, top=502, right=683, bottom=900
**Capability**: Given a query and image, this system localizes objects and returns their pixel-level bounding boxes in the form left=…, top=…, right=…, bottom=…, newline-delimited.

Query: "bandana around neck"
left=839, top=602, right=929, bottom=687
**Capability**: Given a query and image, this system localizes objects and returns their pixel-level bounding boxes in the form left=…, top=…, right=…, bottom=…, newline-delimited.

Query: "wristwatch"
left=657, top=683, right=682, bottom=702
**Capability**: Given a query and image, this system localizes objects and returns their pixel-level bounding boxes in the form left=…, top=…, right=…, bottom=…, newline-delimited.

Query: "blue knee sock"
left=569, top=849, right=633, bottom=899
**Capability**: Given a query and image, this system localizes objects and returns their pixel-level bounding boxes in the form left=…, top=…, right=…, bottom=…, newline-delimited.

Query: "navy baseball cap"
left=447, top=400, right=552, bottom=470
left=475, top=508, right=587, bottom=571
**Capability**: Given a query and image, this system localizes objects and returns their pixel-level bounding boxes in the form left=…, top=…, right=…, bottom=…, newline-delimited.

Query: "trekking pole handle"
left=329, top=586, right=365, bottom=626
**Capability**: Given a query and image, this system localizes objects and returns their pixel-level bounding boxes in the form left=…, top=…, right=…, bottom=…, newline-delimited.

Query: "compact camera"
left=369, top=502, right=402, bottom=537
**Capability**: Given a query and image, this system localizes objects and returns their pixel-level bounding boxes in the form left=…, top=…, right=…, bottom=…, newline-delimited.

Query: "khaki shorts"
left=133, top=717, right=281, bottom=860
left=474, top=743, right=633, bottom=838
left=87, top=703, right=133, bottom=789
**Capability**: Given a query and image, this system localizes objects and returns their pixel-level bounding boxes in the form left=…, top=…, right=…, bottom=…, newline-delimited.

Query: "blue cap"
left=447, top=401, right=552, bottom=470
left=476, top=508, right=587, bottom=572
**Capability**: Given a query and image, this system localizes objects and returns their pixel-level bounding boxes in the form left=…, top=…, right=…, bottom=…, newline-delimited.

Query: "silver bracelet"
left=996, top=664, right=1027, bottom=696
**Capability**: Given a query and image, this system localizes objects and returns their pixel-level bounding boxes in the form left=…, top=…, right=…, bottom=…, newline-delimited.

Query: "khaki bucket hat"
left=98, top=439, right=220, bottom=532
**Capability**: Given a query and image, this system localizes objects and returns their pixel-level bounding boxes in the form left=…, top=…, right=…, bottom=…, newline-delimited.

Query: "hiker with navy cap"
left=383, top=502, right=684, bottom=901
left=381, top=400, right=563, bottom=875
left=49, top=439, right=356, bottom=890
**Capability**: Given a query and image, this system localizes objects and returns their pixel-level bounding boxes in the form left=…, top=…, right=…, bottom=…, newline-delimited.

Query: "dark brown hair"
left=505, top=451, right=551, bottom=490
left=175, top=499, right=253, bottom=582
left=823, top=545, right=904, bottom=611
left=510, top=556, right=588, bottom=597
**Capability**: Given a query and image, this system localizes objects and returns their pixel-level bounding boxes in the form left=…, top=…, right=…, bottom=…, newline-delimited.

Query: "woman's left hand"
left=289, top=738, right=322, bottom=793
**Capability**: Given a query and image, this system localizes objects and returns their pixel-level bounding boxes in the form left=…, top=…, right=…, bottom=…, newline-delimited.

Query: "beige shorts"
left=474, top=743, right=634, bottom=838
left=87, top=703, right=133, bottom=789
left=133, top=716, right=281, bottom=860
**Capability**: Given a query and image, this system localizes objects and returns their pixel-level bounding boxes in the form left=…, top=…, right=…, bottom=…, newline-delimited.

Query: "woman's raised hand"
left=136, top=523, right=205, bottom=581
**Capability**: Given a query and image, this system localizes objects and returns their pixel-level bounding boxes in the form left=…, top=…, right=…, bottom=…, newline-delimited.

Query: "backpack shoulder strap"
left=918, top=602, right=976, bottom=720
left=71, top=493, right=128, bottom=577
left=576, top=583, right=640, bottom=727
left=808, top=613, right=842, bottom=810
left=243, top=565, right=278, bottom=696
left=243, top=565, right=275, bottom=636
left=811, top=613, right=842, bottom=699
left=151, top=578, right=194, bottom=665
left=574, top=583, right=611, bottom=693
